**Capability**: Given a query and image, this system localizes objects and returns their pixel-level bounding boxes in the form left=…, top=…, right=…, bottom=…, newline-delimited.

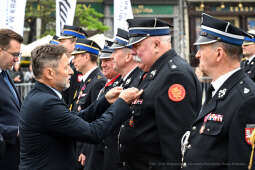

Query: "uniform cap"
left=72, top=38, right=101, bottom=55
left=110, top=28, right=129, bottom=50
left=194, top=13, right=251, bottom=46
left=100, top=40, right=114, bottom=59
left=58, top=25, right=88, bottom=40
left=127, top=18, right=172, bottom=46
left=49, top=35, right=59, bottom=45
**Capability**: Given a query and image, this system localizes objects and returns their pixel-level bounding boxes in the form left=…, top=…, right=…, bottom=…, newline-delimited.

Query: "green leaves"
left=25, top=1, right=108, bottom=40
left=75, top=4, right=109, bottom=33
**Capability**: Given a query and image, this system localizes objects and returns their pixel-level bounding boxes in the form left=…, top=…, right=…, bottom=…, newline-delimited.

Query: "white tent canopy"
left=21, top=35, right=53, bottom=56
left=88, top=34, right=112, bottom=49
left=21, top=34, right=112, bottom=56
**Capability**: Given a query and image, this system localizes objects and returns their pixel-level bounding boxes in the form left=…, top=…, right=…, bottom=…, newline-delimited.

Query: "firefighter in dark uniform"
left=100, top=28, right=143, bottom=170
left=110, top=28, right=143, bottom=89
left=58, top=25, right=88, bottom=109
left=181, top=13, right=255, bottom=170
left=97, top=40, right=122, bottom=100
left=71, top=38, right=106, bottom=170
left=77, top=40, right=122, bottom=170
left=241, top=33, right=255, bottom=81
left=118, top=18, right=202, bottom=170
left=71, top=38, right=106, bottom=111
left=85, top=40, right=122, bottom=170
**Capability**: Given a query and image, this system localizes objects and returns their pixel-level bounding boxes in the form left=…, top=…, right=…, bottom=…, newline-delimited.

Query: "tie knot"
left=205, top=84, right=215, bottom=104
left=208, top=84, right=215, bottom=93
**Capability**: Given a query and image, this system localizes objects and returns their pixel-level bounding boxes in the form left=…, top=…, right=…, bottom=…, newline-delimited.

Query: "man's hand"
left=105, top=87, right=123, bottom=104
left=14, top=75, right=21, bottom=82
left=119, top=88, right=143, bottom=104
left=78, top=153, right=86, bottom=166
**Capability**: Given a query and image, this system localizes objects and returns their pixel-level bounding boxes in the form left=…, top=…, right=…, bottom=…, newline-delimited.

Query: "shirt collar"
left=48, top=86, right=62, bottom=99
left=82, top=66, right=97, bottom=82
left=248, top=55, right=255, bottom=63
left=211, top=67, right=240, bottom=97
left=122, top=67, right=137, bottom=81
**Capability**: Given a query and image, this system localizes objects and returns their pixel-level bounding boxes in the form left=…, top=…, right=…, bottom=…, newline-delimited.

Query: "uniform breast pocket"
left=203, top=121, right=224, bottom=136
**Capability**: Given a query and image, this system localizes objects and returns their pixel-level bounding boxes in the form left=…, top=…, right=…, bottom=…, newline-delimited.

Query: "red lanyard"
left=104, top=74, right=121, bottom=87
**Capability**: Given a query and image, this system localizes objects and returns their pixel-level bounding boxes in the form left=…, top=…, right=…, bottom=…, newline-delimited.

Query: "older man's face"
left=131, top=38, right=154, bottom=71
left=101, top=57, right=119, bottom=79
left=112, top=48, right=127, bottom=74
left=0, top=40, right=21, bottom=70
left=195, top=44, right=217, bottom=77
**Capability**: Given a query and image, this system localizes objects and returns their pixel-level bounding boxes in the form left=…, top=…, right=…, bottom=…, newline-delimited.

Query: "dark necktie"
left=1, top=71, right=19, bottom=102
left=205, top=84, right=215, bottom=104
left=241, top=59, right=249, bottom=69
left=118, top=78, right=124, bottom=87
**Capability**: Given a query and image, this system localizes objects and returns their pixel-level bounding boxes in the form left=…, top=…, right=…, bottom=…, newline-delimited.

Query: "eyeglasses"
left=2, top=49, right=21, bottom=58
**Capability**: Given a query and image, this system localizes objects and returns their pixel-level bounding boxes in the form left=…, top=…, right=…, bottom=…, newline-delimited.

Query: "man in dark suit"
left=241, top=33, right=255, bottom=81
left=181, top=13, right=255, bottom=170
left=0, top=29, right=23, bottom=170
left=18, top=44, right=143, bottom=170
left=118, top=18, right=202, bottom=170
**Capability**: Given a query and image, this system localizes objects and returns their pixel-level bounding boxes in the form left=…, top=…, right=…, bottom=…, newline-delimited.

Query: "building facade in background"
left=186, top=0, right=255, bottom=66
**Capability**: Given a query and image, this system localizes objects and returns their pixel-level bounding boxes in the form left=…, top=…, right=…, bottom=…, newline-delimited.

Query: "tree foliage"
left=75, top=4, right=109, bottom=33
left=25, top=0, right=108, bottom=42
left=25, top=0, right=56, bottom=40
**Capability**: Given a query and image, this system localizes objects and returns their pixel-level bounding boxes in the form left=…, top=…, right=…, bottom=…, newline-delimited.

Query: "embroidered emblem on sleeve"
left=168, top=84, right=186, bottom=102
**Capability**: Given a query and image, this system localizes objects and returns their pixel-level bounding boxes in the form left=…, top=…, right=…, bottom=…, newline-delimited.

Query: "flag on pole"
left=0, top=0, right=27, bottom=36
left=113, top=0, right=133, bottom=37
left=56, top=0, right=77, bottom=36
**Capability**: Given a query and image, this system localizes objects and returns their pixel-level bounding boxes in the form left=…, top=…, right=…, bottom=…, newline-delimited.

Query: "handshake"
left=105, top=87, right=143, bottom=104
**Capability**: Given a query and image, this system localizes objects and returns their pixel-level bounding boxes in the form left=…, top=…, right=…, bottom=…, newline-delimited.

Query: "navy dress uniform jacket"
left=72, top=68, right=106, bottom=170
left=0, top=70, right=21, bottom=170
left=73, top=67, right=106, bottom=111
left=119, top=49, right=202, bottom=170
left=84, top=74, right=122, bottom=170
left=18, top=81, right=131, bottom=170
left=102, top=67, right=143, bottom=170
left=182, top=70, right=255, bottom=170
left=241, top=57, right=255, bottom=81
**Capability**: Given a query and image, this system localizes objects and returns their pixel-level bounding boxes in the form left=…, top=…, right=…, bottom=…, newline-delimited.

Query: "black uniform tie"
left=205, top=84, right=215, bottom=104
